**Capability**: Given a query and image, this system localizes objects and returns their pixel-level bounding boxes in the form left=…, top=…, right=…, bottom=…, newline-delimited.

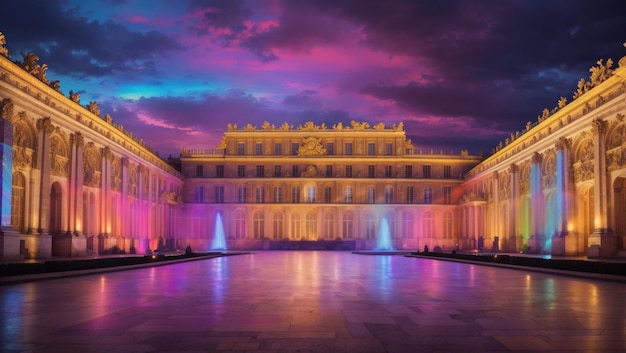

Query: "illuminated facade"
left=1, top=33, right=626, bottom=259
left=179, top=122, right=481, bottom=251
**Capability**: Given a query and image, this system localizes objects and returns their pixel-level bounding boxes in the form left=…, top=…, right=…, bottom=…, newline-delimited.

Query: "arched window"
left=253, top=211, right=264, bottom=239
left=235, top=210, right=246, bottom=239
left=402, top=211, right=414, bottom=239
left=323, top=212, right=334, bottom=239
left=423, top=211, right=433, bottom=238
left=255, top=187, right=265, bottom=203
left=273, top=212, right=284, bottom=239
left=365, top=212, right=376, bottom=239
left=306, top=211, right=317, bottom=239
left=11, top=172, right=25, bottom=232
left=342, top=212, right=354, bottom=239
left=306, top=185, right=316, bottom=203
left=443, top=211, right=453, bottom=239
left=290, top=213, right=301, bottom=240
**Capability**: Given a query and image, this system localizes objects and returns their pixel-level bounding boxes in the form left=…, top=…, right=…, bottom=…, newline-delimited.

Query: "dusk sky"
left=1, top=0, right=626, bottom=158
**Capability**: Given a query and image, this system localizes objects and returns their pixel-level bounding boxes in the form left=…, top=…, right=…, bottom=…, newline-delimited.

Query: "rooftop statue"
left=0, top=32, right=9, bottom=58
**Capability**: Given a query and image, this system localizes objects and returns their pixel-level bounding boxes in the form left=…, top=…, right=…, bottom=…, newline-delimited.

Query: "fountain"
left=211, top=213, right=227, bottom=250
left=375, top=217, right=393, bottom=251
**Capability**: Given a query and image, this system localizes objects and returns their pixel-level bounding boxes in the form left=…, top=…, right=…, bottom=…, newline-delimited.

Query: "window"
left=405, top=165, right=413, bottom=178
left=195, top=186, right=204, bottom=203
left=235, top=210, right=246, bottom=239
left=407, top=186, right=414, bottom=204
left=291, top=213, right=301, bottom=240
left=423, top=165, right=431, bottom=178
left=327, top=142, right=334, bottom=155
left=292, top=187, right=300, bottom=203
left=324, top=186, right=332, bottom=203
left=345, top=165, right=352, bottom=178
left=323, top=213, right=334, bottom=239
left=292, top=165, right=299, bottom=177
left=237, top=165, right=246, bottom=177
left=253, top=211, right=264, bottom=239
left=274, top=165, right=282, bottom=177
left=237, top=143, right=245, bottom=155
left=274, top=187, right=283, bottom=203
left=306, top=212, right=317, bottom=239
left=424, top=187, right=432, bottom=204
left=402, top=211, right=414, bottom=239
left=367, top=142, right=375, bottom=155
left=444, top=165, right=451, bottom=178
left=255, top=142, right=263, bottom=155
left=443, top=211, right=453, bottom=239
left=273, top=213, right=284, bottom=239
left=423, top=211, right=433, bottom=238
left=443, top=186, right=452, bottom=204
left=256, top=187, right=265, bottom=203
left=326, top=165, right=333, bottom=177
left=342, top=212, right=354, bottom=239
left=368, top=165, right=375, bottom=178
left=216, top=165, right=224, bottom=178
left=274, top=143, right=282, bottom=155
left=365, top=213, right=376, bottom=239
left=215, top=186, right=224, bottom=203
left=306, top=185, right=316, bottom=203
left=384, top=187, right=393, bottom=204
left=11, top=172, right=25, bottom=232
left=345, top=142, right=353, bottom=155
left=344, top=187, right=353, bottom=203
left=238, top=187, right=247, bottom=203
left=195, top=165, right=203, bottom=177
left=292, top=142, right=299, bottom=155
left=367, top=187, right=375, bottom=204
left=256, top=165, right=264, bottom=177
left=385, top=143, right=393, bottom=156
left=384, top=166, right=392, bottom=177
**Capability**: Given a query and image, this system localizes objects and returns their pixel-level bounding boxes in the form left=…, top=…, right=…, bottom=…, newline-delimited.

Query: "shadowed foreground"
left=1, top=251, right=625, bottom=352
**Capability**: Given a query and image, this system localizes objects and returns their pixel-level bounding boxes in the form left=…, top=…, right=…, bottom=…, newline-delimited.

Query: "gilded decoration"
left=50, top=134, right=69, bottom=177
left=303, top=165, right=318, bottom=177
left=12, top=146, right=32, bottom=169
left=86, top=102, right=100, bottom=116
left=129, top=165, right=138, bottom=196
left=297, top=136, right=326, bottom=156
left=0, top=98, right=14, bottom=120
left=71, top=132, right=84, bottom=148
left=573, top=138, right=594, bottom=183
left=36, top=117, right=54, bottom=134
left=13, top=120, right=35, bottom=149
left=83, top=144, right=101, bottom=187
left=498, top=170, right=511, bottom=200
left=542, top=150, right=557, bottom=189
left=0, top=32, right=9, bottom=58
left=519, top=162, right=531, bottom=194
left=607, top=120, right=626, bottom=149
left=111, top=158, right=122, bottom=192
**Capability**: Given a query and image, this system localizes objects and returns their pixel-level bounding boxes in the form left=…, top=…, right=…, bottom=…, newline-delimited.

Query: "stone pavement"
left=1, top=251, right=625, bottom=352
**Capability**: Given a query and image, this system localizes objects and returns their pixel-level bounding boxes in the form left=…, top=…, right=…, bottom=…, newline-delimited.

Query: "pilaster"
left=36, top=117, right=54, bottom=235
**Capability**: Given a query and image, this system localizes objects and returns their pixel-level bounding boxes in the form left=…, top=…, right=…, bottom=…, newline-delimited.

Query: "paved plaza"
left=1, top=251, right=625, bottom=353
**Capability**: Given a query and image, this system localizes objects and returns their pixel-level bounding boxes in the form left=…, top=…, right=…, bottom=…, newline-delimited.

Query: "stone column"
left=100, top=147, right=112, bottom=237
left=137, top=165, right=146, bottom=241
left=121, top=157, right=129, bottom=241
left=69, top=132, right=84, bottom=235
left=36, top=117, right=54, bottom=235
left=509, top=164, right=519, bottom=252
left=492, top=171, right=499, bottom=251
left=530, top=152, right=543, bottom=253
left=588, top=119, right=617, bottom=258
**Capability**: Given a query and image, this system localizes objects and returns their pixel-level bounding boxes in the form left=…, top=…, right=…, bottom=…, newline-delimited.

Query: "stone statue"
left=69, top=90, right=80, bottom=103
left=0, top=32, right=9, bottom=58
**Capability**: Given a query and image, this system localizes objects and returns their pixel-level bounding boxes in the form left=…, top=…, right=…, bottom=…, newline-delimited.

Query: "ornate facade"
left=1, top=33, right=626, bottom=259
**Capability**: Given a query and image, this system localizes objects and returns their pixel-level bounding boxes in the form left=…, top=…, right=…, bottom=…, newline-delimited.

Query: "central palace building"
left=1, top=34, right=626, bottom=259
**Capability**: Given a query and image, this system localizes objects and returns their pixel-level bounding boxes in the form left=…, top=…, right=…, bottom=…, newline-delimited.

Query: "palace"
left=1, top=34, right=626, bottom=259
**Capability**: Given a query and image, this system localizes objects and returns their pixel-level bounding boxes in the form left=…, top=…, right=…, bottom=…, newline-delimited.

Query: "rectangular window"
left=344, top=187, right=353, bottom=203
left=324, top=187, right=332, bottom=203
left=274, top=187, right=282, bottom=203
left=255, top=142, right=263, bottom=155
left=326, top=165, right=333, bottom=177
left=256, top=165, right=264, bottom=177
left=256, top=187, right=265, bottom=203
left=216, top=165, right=224, bottom=178
left=237, top=143, right=245, bottom=156
left=274, top=143, right=282, bottom=155
left=424, top=187, right=432, bottom=204
left=367, top=142, right=375, bottom=156
left=195, top=186, right=204, bottom=203
left=327, top=142, right=334, bottom=155
left=423, top=165, right=431, bottom=178
left=385, top=187, right=393, bottom=204
left=367, top=187, right=375, bottom=204
left=238, top=187, right=247, bottom=203
left=443, top=186, right=452, bottom=204
left=444, top=165, right=451, bottom=178
left=292, top=142, right=299, bottom=155
left=292, top=187, right=300, bottom=203
left=237, top=165, right=246, bottom=177
left=385, top=143, right=393, bottom=156
left=345, top=165, right=352, bottom=178
left=407, top=186, right=414, bottom=204
left=215, top=186, right=224, bottom=203
left=368, top=165, right=375, bottom=178
left=405, top=165, right=412, bottom=178
left=195, top=165, right=203, bottom=177
left=274, top=165, right=282, bottom=177
left=345, top=142, right=353, bottom=155
left=384, top=166, right=392, bottom=178
left=292, top=165, right=299, bottom=177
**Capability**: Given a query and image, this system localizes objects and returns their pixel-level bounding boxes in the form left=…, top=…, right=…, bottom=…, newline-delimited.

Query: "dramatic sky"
left=1, top=0, right=626, bottom=158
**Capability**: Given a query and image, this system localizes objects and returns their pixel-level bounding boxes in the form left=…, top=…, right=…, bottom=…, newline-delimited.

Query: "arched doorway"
left=49, top=182, right=63, bottom=235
